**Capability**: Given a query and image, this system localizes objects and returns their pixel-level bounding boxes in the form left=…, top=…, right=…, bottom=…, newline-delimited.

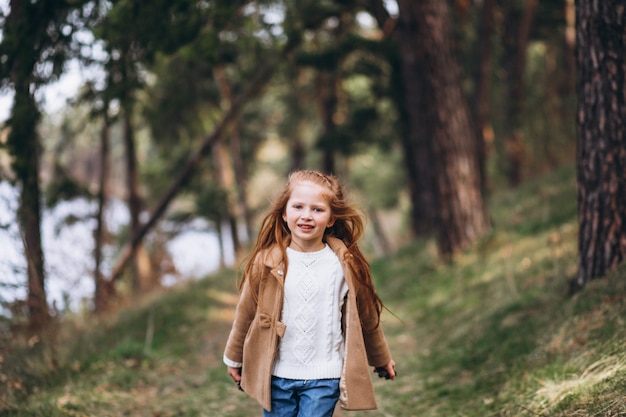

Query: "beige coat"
left=223, top=236, right=391, bottom=411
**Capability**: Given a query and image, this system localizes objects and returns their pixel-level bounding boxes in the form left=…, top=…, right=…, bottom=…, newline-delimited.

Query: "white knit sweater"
left=272, top=245, right=348, bottom=380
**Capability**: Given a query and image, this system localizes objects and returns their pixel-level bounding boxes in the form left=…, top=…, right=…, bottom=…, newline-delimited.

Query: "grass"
left=2, top=164, right=626, bottom=416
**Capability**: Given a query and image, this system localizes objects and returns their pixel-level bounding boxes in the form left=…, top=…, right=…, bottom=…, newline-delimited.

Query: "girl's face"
left=283, top=181, right=335, bottom=251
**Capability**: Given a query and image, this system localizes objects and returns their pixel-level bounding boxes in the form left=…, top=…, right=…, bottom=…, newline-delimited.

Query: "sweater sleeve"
left=223, top=355, right=242, bottom=368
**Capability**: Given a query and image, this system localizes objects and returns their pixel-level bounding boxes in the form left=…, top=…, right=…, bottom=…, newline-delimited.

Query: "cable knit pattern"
left=272, top=245, right=348, bottom=380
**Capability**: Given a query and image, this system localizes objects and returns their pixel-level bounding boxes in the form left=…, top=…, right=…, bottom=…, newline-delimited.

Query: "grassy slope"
left=3, top=165, right=626, bottom=416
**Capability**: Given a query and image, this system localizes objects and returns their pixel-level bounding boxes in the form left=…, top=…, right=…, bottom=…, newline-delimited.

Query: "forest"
left=1, top=0, right=625, bottom=415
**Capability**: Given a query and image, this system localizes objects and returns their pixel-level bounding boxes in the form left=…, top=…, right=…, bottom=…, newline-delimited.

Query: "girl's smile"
left=283, top=181, right=334, bottom=252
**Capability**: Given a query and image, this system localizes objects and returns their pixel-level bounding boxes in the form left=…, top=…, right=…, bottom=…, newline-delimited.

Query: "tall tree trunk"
left=368, top=206, right=391, bottom=257
left=288, top=68, right=308, bottom=173
left=502, top=0, right=538, bottom=187
left=122, top=106, right=145, bottom=294
left=472, top=0, right=495, bottom=194
left=5, top=0, right=49, bottom=331
left=542, top=43, right=560, bottom=169
left=363, top=0, right=433, bottom=237
left=214, top=66, right=248, bottom=251
left=211, top=136, right=241, bottom=257
left=289, top=137, right=306, bottom=173
left=573, top=0, right=626, bottom=291
left=230, top=125, right=252, bottom=245
left=395, top=0, right=437, bottom=237
left=94, top=112, right=116, bottom=313
left=563, top=0, right=576, bottom=96
left=10, top=86, right=49, bottom=330
left=316, top=71, right=339, bottom=174
left=397, top=0, right=490, bottom=257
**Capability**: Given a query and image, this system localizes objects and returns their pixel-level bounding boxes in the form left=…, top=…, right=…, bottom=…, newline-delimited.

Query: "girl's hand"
left=374, top=359, right=397, bottom=380
left=227, top=366, right=242, bottom=383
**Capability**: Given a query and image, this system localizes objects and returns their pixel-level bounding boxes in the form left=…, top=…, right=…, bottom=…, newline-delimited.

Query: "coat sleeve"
left=362, top=322, right=391, bottom=367
left=223, top=263, right=263, bottom=364
left=350, top=263, right=392, bottom=368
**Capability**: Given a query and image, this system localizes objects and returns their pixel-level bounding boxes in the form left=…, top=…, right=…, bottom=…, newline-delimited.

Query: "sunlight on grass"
left=534, top=356, right=626, bottom=407
left=205, top=288, right=239, bottom=322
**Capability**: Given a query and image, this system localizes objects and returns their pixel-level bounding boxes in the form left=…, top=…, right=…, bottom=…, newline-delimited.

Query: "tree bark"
left=364, top=0, right=435, bottom=237
left=472, top=0, right=495, bottom=194
left=316, top=71, right=339, bottom=174
left=213, top=67, right=246, bottom=255
left=5, top=0, right=50, bottom=330
left=502, top=0, right=538, bottom=187
left=395, top=0, right=437, bottom=236
left=13, top=89, right=49, bottom=331
left=574, top=1, right=626, bottom=290
left=122, top=105, right=147, bottom=293
left=94, top=112, right=116, bottom=313
left=368, top=206, right=391, bottom=257
left=211, top=135, right=241, bottom=259
left=396, top=0, right=490, bottom=257
left=563, top=0, right=576, bottom=96
left=288, top=68, right=309, bottom=174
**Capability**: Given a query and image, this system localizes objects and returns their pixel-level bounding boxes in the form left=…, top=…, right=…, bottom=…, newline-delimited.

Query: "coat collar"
left=261, top=236, right=350, bottom=270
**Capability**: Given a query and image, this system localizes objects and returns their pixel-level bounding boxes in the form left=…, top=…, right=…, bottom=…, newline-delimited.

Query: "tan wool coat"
left=223, top=236, right=392, bottom=412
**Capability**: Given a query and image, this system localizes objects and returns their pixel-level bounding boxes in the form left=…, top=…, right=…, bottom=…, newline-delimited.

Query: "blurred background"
left=0, top=0, right=581, bottom=325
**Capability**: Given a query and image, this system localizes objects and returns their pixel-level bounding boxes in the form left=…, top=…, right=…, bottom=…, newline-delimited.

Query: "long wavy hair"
left=241, top=170, right=383, bottom=324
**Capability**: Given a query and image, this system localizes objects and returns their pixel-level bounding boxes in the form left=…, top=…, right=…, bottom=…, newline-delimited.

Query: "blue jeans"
left=263, top=377, right=340, bottom=417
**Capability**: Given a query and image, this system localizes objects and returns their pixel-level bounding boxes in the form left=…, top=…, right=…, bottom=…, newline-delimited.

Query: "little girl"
left=223, top=170, right=396, bottom=416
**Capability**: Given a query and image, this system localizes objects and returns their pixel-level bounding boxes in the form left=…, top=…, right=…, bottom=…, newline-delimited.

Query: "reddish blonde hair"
left=241, top=170, right=383, bottom=324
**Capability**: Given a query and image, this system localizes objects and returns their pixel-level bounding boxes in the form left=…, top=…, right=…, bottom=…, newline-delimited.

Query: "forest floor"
left=3, top=164, right=626, bottom=417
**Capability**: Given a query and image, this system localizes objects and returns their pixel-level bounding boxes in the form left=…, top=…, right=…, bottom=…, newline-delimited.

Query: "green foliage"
left=195, top=183, right=230, bottom=223
left=44, top=167, right=93, bottom=208
left=350, top=148, right=404, bottom=209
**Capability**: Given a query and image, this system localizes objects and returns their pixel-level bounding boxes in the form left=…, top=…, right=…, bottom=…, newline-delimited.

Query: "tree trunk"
left=368, top=206, right=391, bottom=257
left=217, top=219, right=226, bottom=269
left=573, top=0, right=626, bottom=291
left=214, top=67, right=252, bottom=246
left=472, top=0, right=495, bottom=194
left=5, top=0, right=49, bottom=330
left=122, top=106, right=146, bottom=294
left=212, top=66, right=243, bottom=256
left=94, top=112, right=116, bottom=313
left=397, top=0, right=490, bottom=257
left=288, top=68, right=308, bottom=173
left=230, top=126, right=252, bottom=245
left=11, top=88, right=50, bottom=331
left=363, top=0, right=434, bottom=237
left=316, top=71, right=339, bottom=174
left=563, top=0, right=576, bottom=96
left=289, top=137, right=306, bottom=173
left=502, top=0, right=538, bottom=187
left=395, top=0, right=437, bottom=237
left=211, top=135, right=241, bottom=256
left=542, top=43, right=560, bottom=170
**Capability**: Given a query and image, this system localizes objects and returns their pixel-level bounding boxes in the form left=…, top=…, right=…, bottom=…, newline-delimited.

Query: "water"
left=0, top=181, right=230, bottom=314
